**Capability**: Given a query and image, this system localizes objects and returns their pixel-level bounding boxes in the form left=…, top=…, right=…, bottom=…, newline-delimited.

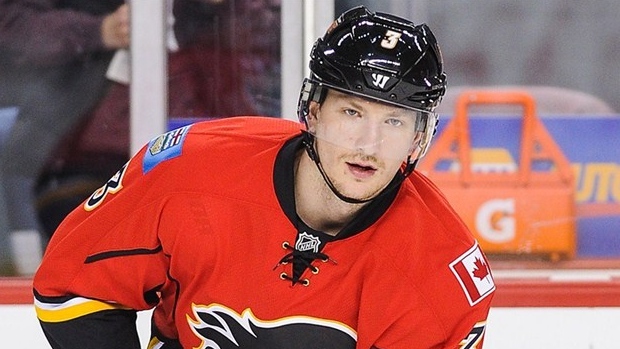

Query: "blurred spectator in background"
left=0, top=0, right=280, bottom=275
left=0, top=0, right=129, bottom=275
left=33, top=0, right=280, bottom=268
left=168, top=0, right=280, bottom=118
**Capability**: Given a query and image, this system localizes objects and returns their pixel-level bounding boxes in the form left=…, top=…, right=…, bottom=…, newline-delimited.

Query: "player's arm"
left=35, top=293, right=142, bottom=349
left=32, top=149, right=172, bottom=348
left=0, top=0, right=119, bottom=66
left=378, top=244, right=495, bottom=349
left=446, top=244, right=496, bottom=349
left=33, top=126, right=198, bottom=348
left=35, top=292, right=186, bottom=349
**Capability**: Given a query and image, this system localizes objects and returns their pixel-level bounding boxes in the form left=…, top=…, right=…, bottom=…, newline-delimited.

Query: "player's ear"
left=306, top=101, right=321, bottom=132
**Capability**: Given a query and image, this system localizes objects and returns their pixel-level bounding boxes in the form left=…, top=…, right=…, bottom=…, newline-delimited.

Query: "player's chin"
left=339, top=184, right=383, bottom=202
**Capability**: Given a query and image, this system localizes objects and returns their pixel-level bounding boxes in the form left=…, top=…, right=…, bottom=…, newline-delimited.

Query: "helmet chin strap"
left=302, top=132, right=415, bottom=205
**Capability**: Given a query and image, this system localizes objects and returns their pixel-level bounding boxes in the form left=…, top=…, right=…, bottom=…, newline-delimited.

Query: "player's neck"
left=294, top=151, right=364, bottom=236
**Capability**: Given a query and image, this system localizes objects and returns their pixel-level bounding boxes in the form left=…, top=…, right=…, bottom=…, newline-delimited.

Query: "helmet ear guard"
left=411, top=112, right=438, bottom=161
left=297, top=78, right=324, bottom=128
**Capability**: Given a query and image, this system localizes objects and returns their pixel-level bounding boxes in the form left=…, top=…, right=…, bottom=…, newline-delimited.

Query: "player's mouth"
left=346, top=162, right=377, bottom=179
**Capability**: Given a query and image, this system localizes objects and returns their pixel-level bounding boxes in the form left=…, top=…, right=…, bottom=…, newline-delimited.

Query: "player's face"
left=307, top=90, right=423, bottom=201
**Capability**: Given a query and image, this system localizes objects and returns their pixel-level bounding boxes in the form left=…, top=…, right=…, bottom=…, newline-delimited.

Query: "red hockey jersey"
left=34, top=116, right=495, bottom=349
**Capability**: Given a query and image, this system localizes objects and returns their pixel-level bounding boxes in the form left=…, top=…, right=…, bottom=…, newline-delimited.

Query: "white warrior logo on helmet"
left=371, top=73, right=390, bottom=89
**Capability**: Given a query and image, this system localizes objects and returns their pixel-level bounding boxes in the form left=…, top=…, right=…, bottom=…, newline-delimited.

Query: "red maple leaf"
left=472, top=257, right=489, bottom=280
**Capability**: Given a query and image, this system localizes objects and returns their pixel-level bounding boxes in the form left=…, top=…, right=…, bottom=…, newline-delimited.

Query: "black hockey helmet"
left=297, top=5, right=447, bottom=161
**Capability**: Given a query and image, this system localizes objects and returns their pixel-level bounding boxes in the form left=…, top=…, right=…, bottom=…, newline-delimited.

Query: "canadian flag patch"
left=450, top=243, right=495, bottom=306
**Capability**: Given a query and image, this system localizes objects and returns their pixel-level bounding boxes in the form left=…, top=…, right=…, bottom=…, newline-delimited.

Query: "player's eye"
left=386, top=118, right=404, bottom=127
left=343, top=108, right=360, bottom=117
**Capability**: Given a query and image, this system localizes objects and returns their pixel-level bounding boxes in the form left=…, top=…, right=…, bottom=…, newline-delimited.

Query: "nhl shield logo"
left=295, top=232, right=321, bottom=253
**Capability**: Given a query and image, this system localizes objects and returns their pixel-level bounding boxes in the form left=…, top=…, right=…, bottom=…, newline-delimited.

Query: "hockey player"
left=33, top=6, right=495, bottom=348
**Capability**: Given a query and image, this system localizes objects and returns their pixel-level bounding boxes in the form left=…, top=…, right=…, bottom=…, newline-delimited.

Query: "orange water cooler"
left=419, top=90, right=577, bottom=261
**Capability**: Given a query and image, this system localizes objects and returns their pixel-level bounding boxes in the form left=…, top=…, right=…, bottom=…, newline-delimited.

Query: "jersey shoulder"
left=187, top=116, right=302, bottom=143
left=401, top=170, right=475, bottom=246
left=141, top=116, right=303, bottom=174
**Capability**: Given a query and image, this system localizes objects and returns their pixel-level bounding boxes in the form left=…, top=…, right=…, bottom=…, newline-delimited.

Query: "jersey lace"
left=274, top=241, right=333, bottom=286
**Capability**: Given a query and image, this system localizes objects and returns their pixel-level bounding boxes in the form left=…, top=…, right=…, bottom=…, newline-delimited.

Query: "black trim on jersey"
left=273, top=134, right=401, bottom=241
left=165, top=256, right=181, bottom=322
left=34, top=288, right=78, bottom=304
left=39, top=309, right=141, bottom=349
left=151, top=324, right=183, bottom=349
left=84, top=245, right=163, bottom=263
left=144, top=283, right=164, bottom=306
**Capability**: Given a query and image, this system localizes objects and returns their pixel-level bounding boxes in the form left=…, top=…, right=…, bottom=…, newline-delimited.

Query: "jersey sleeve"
left=443, top=244, right=495, bottom=348
left=369, top=255, right=494, bottom=349
left=367, top=258, right=494, bottom=349
left=410, top=172, right=496, bottom=348
left=33, top=141, right=174, bottom=348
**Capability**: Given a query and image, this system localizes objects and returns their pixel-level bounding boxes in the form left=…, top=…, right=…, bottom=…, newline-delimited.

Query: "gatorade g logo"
left=476, top=198, right=515, bottom=243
